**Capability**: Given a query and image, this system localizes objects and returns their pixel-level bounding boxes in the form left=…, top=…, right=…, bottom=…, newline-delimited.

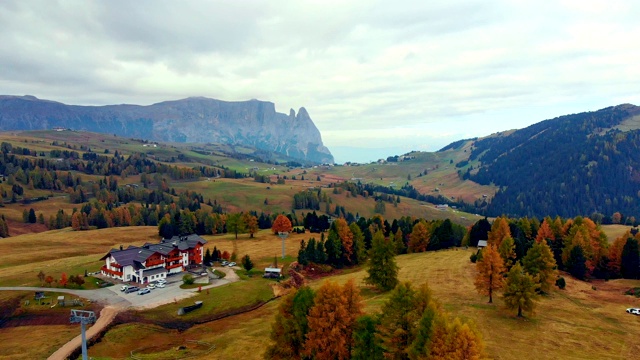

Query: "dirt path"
left=46, top=306, right=120, bottom=360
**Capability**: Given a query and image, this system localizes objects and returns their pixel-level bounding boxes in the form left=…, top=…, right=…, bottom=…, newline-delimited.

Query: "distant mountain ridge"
left=460, top=103, right=640, bottom=218
left=0, top=95, right=334, bottom=164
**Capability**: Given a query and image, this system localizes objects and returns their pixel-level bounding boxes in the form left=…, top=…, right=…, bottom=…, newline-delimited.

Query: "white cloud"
left=1, top=0, right=640, bottom=158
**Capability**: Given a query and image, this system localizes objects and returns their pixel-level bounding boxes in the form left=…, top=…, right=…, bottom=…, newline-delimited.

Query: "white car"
left=157, top=279, right=167, bottom=284
left=156, top=282, right=166, bottom=288
left=138, top=288, right=151, bottom=295
left=626, top=308, right=640, bottom=315
left=146, top=283, right=155, bottom=289
left=228, top=262, right=237, bottom=267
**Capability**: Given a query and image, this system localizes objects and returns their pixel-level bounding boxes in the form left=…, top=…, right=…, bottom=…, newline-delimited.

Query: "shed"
left=477, top=240, right=488, bottom=249
left=264, top=267, right=282, bottom=278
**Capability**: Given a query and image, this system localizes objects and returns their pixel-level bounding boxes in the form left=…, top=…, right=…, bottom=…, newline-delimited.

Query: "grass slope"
left=87, top=249, right=639, bottom=360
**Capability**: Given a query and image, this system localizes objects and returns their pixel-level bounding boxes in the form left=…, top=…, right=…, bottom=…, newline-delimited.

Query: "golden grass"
left=0, top=226, right=159, bottom=286
left=601, top=224, right=634, bottom=243
left=0, top=325, right=79, bottom=360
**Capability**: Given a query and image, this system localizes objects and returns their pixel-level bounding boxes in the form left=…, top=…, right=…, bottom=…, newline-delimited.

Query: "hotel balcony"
left=101, top=266, right=123, bottom=277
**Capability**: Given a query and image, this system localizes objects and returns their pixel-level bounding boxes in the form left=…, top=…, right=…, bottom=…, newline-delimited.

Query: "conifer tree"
left=474, top=244, right=505, bottom=303
left=621, top=238, right=640, bottom=279
left=487, top=217, right=511, bottom=248
left=352, top=315, right=384, bottom=360
left=365, top=230, right=399, bottom=291
left=503, top=263, right=539, bottom=317
left=498, top=236, right=517, bottom=269
left=350, top=222, right=367, bottom=264
left=303, top=281, right=362, bottom=360
left=408, top=221, right=430, bottom=253
left=394, top=228, right=406, bottom=255
left=522, top=240, right=557, bottom=294
left=377, top=282, right=418, bottom=359
left=264, top=287, right=315, bottom=359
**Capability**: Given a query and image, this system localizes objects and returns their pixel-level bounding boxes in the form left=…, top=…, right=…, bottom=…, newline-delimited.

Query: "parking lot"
left=101, top=268, right=237, bottom=309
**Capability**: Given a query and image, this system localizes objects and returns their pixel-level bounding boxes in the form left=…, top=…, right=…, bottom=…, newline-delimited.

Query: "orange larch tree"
left=60, top=273, right=68, bottom=288
left=487, top=217, right=511, bottom=248
left=535, top=219, right=555, bottom=244
left=335, top=218, right=354, bottom=263
left=408, top=221, right=430, bottom=253
left=607, top=231, right=629, bottom=277
left=271, top=214, right=293, bottom=234
left=242, top=213, right=259, bottom=238
left=303, top=280, right=361, bottom=360
left=474, top=244, right=505, bottom=303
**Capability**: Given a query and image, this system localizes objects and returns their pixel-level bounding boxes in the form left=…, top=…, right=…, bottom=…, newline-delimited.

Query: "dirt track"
left=46, top=306, right=120, bottom=360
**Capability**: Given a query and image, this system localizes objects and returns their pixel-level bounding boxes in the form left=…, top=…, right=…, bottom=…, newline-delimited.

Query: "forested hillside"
left=469, top=104, right=640, bottom=219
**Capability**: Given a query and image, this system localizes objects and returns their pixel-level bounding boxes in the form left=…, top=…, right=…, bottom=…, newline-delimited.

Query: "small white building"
left=477, top=240, right=488, bottom=249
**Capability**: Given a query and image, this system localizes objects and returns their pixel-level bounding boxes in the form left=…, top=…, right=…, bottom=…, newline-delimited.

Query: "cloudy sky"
left=1, top=1, right=640, bottom=163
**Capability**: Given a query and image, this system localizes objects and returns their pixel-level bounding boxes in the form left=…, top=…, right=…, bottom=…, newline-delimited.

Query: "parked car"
left=626, top=308, right=640, bottom=315
left=156, top=282, right=166, bottom=288
left=124, top=286, right=139, bottom=294
left=138, top=288, right=151, bottom=295
left=157, top=278, right=167, bottom=284
left=147, top=283, right=155, bottom=289
left=221, top=261, right=229, bottom=266
left=228, top=262, right=237, bottom=267
left=120, top=285, right=129, bottom=292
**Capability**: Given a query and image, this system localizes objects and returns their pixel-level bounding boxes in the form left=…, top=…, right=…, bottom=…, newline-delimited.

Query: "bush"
left=624, top=287, right=640, bottom=297
left=555, top=276, right=566, bottom=290
left=470, top=253, right=478, bottom=263
left=182, top=274, right=195, bottom=285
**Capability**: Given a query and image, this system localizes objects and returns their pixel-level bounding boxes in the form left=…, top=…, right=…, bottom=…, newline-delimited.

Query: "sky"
left=1, top=1, right=640, bottom=163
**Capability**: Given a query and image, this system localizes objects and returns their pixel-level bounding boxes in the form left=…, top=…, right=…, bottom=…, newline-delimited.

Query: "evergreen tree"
left=522, top=240, right=557, bottom=294
left=566, top=245, right=587, bottom=280
left=28, top=208, right=37, bottom=223
left=621, top=238, right=640, bottom=279
left=351, top=315, right=384, bottom=360
left=350, top=222, right=367, bottom=264
left=394, top=228, right=406, bottom=255
left=242, top=254, right=254, bottom=272
left=502, top=263, right=539, bottom=317
left=297, top=239, right=308, bottom=266
left=365, top=230, right=399, bottom=291
left=264, top=287, right=315, bottom=359
left=377, top=282, right=418, bottom=359
left=498, top=236, right=517, bottom=270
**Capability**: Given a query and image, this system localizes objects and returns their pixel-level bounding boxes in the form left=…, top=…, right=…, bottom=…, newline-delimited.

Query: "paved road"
left=1, top=268, right=241, bottom=359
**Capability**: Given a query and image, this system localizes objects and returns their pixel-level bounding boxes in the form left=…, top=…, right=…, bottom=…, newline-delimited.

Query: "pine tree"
left=522, top=240, right=557, bottom=294
left=377, top=282, right=418, bottom=359
left=335, top=218, right=354, bottom=264
left=365, top=230, right=399, bottom=291
left=394, top=228, right=406, bottom=255
left=566, top=245, right=587, bottom=280
left=242, top=254, right=254, bottom=272
left=474, top=244, right=505, bottom=303
left=28, top=208, right=36, bottom=223
left=502, top=263, right=539, bottom=317
left=352, top=315, right=384, bottom=360
left=621, top=238, right=640, bottom=279
left=264, top=286, right=315, bottom=359
left=350, top=223, right=367, bottom=264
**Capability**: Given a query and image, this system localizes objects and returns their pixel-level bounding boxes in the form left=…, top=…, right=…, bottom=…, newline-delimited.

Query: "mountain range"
left=0, top=95, right=334, bottom=164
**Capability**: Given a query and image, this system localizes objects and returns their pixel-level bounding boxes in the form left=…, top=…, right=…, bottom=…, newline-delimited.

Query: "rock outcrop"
left=0, top=95, right=334, bottom=164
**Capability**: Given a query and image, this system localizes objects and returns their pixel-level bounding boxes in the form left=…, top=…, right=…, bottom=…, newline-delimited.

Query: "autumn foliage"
left=272, top=214, right=293, bottom=234
left=474, top=244, right=505, bottom=303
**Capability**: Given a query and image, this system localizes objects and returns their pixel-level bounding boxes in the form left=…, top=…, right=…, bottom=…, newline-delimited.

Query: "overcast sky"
left=2, top=1, right=640, bottom=163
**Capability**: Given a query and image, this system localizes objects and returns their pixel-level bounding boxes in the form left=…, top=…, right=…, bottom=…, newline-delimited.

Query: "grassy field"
left=84, top=248, right=640, bottom=360
left=601, top=224, right=635, bottom=243
left=0, top=227, right=160, bottom=286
